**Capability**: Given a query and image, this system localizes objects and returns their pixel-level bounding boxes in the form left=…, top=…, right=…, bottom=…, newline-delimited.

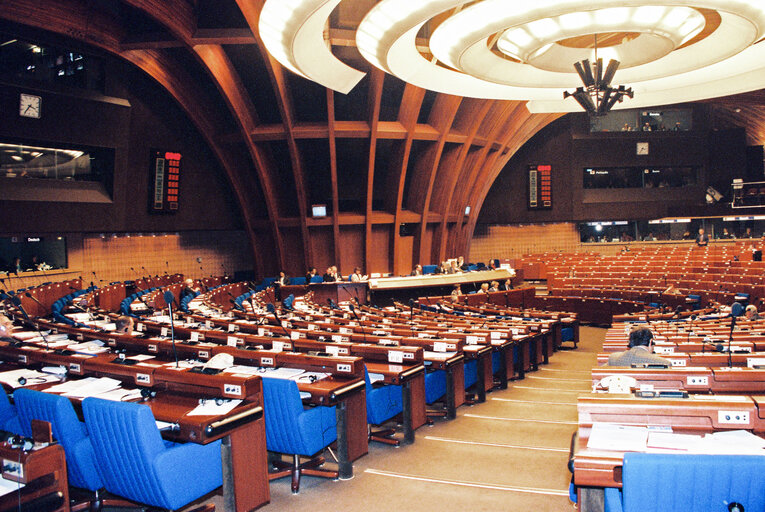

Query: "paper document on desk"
left=186, top=399, right=242, bottom=417
left=258, top=367, right=305, bottom=380
left=0, top=476, right=23, bottom=497
left=67, top=341, right=108, bottom=355
left=587, top=423, right=648, bottom=452
left=10, top=331, right=40, bottom=340
left=700, top=430, right=765, bottom=454
left=92, top=388, right=143, bottom=402
left=0, top=369, right=60, bottom=388
left=222, top=365, right=266, bottom=376
left=46, top=377, right=123, bottom=398
left=368, top=372, right=385, bottom=384
left=292, top=372, right=330, bottom=383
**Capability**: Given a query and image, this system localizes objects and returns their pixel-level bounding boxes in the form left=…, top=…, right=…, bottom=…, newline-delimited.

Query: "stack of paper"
left=186, top=399, right=242, bottom=417
left=67, top=341, right=109, bottom=355
left=46, top=377, right=123, bottom=398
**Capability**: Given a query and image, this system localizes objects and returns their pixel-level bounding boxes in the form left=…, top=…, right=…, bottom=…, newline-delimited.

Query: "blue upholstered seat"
left=424, top=369, right=446, bottom=404
left=604, top=453, right=765, bottom=512
left=422, top=265, right=438, bottom=275
left=365, top=367, right=402, bottom=431
left=262, top=377, right=339, bottom=492
left=82, top=397, right=222, bottom=510
left=310, top=275, right=324, bottom=283
left=14, top=389, right=103, bottom=491
left=464, top=359, right=478, bottom=390
left=290, top=277, right=307, bottom=285
left=262, top=377, right=336, bottom=456
left=0, top=389, right=21, bottom=435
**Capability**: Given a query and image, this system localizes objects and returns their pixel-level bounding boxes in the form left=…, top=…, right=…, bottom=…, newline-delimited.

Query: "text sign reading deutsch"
left=150, top=149, right=181, bottom=213
left=528, top=164, right=552, bottom=210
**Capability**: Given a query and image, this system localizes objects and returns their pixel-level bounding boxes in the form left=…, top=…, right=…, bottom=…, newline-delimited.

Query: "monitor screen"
left=311, top=204, right=327, bottom=217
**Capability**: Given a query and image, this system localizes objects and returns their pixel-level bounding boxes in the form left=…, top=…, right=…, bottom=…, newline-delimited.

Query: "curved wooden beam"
left=365, top=69, right=385, bottom=272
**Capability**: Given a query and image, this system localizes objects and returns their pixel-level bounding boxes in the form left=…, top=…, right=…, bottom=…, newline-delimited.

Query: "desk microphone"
left=266, top=303, right=290, bottom=337
left=349, top=303, right=367, bottom=343
left=728, top=302, right=744, bottom=367
left=227, top=292, right=245, bottom=312
left=11, top=295, right=50, bottom=351
left=327, top=298, right=339, bottom=310
left=164, top=290, right=179, bottom=368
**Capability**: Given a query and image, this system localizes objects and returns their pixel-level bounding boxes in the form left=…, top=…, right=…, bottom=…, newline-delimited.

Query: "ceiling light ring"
left=455, top=9, right=757, bottom=88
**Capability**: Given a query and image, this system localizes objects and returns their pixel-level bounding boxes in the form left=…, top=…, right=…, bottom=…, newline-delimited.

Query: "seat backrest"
left=14, top=389, right=101, bottom=490
left=82, top=398, right=169, bottom=506
left=310, top=275, right=324, bottom=283
left=621, top=453, right=765, bottom=512
left=290, top=277, right=307, bottom=285
left=261, top=377, right=310, bottom=454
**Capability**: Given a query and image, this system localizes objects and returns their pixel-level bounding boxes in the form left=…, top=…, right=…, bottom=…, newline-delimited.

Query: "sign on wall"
left=150, top=149, right=181, bottom=213
left=528, top=164, right=552, bottom=210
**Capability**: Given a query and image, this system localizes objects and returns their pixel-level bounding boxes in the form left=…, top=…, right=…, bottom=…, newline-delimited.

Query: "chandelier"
left=563, top=35, right=633, bottom=116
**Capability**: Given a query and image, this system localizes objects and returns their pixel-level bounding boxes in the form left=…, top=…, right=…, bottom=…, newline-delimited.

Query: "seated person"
left=488, top=281, right=499, bottom=292
left=478, top=283, right=489, bottom=294
left=695, top=227, right=709, bottom=246
left=457, top=256, right=469, bottom=271
left=411, top=264, right=423, bottom=276
left=305, top=267, right=317, bottom=282
left=450, top=284, right=461, bottom=300
left=350, top=267, right=368, bottom=282
left=180, top=278, right=199, bottom=302
left=115, top=315, right=134, bottom=334
left=607, top=327, right=671, bottom=367
left=0, top=315, right=14, bottom=341
left=276, top=270, right=289, bottom=286
left=322, top=266, right=337, bottom=282
left=500, top=278, right=513, bottom=291
left=745, top=304, right=760, bottom=321
left=438, top=261, right=450, bottom=274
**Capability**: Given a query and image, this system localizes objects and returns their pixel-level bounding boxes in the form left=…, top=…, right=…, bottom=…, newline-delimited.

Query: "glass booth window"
left=584, top=166, right=697, bottom=189
left=0, top=141, right=114, bottom=189
left=0, top=236, right=67, bottom=273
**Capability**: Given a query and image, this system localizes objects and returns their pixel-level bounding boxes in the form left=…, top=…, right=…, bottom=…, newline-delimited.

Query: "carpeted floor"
left=193, top=326, right=606, bottom=512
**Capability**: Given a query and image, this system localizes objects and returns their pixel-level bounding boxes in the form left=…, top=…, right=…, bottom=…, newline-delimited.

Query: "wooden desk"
left=0, top=442, right=69, bottom=512
left=591, top=366, right=765, bottom=394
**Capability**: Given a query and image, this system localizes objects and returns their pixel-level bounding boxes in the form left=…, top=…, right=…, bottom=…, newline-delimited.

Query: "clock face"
left=19, top=93, right=41, bottom=119
left=636, top=142, right=649, bottom=155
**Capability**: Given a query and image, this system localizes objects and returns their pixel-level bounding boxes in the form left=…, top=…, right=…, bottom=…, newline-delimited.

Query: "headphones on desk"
left=8, top=435, right=33, bottom=452
left=140, top=388, right=157, bottom=401
left=198, top=397, right=226, bottom=406
left=299, top=374, right=318, bottom=383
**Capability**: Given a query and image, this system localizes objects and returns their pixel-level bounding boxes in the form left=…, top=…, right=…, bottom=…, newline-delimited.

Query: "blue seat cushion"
left=424, top=370, right=446, bottom=404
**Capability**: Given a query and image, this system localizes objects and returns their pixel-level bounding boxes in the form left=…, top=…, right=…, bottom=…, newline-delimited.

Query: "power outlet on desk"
left=337, top=363, right=352, bottom=373
left=687, top=376, right=708, bottom=386
left=718, top=411, right=750, bottom=425
left=671, top=360, right=687, bottom=367
left=2, top=459, right=23, bottom=481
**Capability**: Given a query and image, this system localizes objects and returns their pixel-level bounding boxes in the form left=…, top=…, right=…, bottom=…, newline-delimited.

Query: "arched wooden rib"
left=411, top=95, right=462, bottom=264
left=390, top=84, right=426, bottom=275
left=431, top=99, right=494, bottom=263
left=365, top=69, right=385, bottom=272
left=462, top=112, right=564, bottom=259
left=327, top=89, right=342, bottom=266
left=236, top=0, right=313, bottom=270
left=120, top=0, right=195, bottom=44
left=192, top=44, right=286, bottom=270
left=445, top=101, right=520, bottom=258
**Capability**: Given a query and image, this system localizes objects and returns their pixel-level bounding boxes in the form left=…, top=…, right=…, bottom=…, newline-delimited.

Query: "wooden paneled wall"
left=72, top=231, right=251, bottom=284
left=470, top=223, right=581, bottom=262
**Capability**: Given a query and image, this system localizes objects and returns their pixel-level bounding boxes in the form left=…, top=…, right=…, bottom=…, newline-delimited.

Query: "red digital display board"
left=528, top=164, right=552, bottom=210
left=150, top=150, right=181, bottom=213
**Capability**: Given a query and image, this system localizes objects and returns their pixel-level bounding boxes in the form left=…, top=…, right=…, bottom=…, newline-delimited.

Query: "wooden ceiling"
left=0, top=0, right=761, bottom=277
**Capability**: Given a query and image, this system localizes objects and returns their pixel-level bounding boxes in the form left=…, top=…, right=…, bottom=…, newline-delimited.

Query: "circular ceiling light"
left=356, top=0, right=765, bottom=108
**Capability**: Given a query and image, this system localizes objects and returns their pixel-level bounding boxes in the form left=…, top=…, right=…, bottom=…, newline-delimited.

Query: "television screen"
left=312, top=204, right=327, bottom=217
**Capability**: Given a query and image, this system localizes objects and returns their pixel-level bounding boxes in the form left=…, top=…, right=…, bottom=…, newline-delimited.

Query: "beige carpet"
left=194, top=327, right=605, bottom=512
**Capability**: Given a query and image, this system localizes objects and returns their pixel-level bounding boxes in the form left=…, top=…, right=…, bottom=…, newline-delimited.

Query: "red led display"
left=150, top=149, right=182, bottom=213
left=528, top=164, right=552, bottom=210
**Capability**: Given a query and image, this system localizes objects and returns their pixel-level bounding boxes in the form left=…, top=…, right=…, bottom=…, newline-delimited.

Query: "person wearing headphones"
left=115, top=315, right=134, bottom=334
left=607, top=327, right=671, bottom=367
left=745, top=304, right=761, bottom=321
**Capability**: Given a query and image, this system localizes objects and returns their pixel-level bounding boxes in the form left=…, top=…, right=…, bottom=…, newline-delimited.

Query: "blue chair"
left=422, top=265, right=438, bottom=275
left=15, top=389, right=104, bottom=494
left=604, top=453, right=765, bottom=512
left=290, top=277, right=307, bottom=286
left=262, top=377, right=338, bottom=493
left=364, top=367, right=403, bottom=445
left=82, top=397, right=222, bottom=510
left=0, top=389, right=21, bottom=434
left=309, top=275, right=324, bottom=284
